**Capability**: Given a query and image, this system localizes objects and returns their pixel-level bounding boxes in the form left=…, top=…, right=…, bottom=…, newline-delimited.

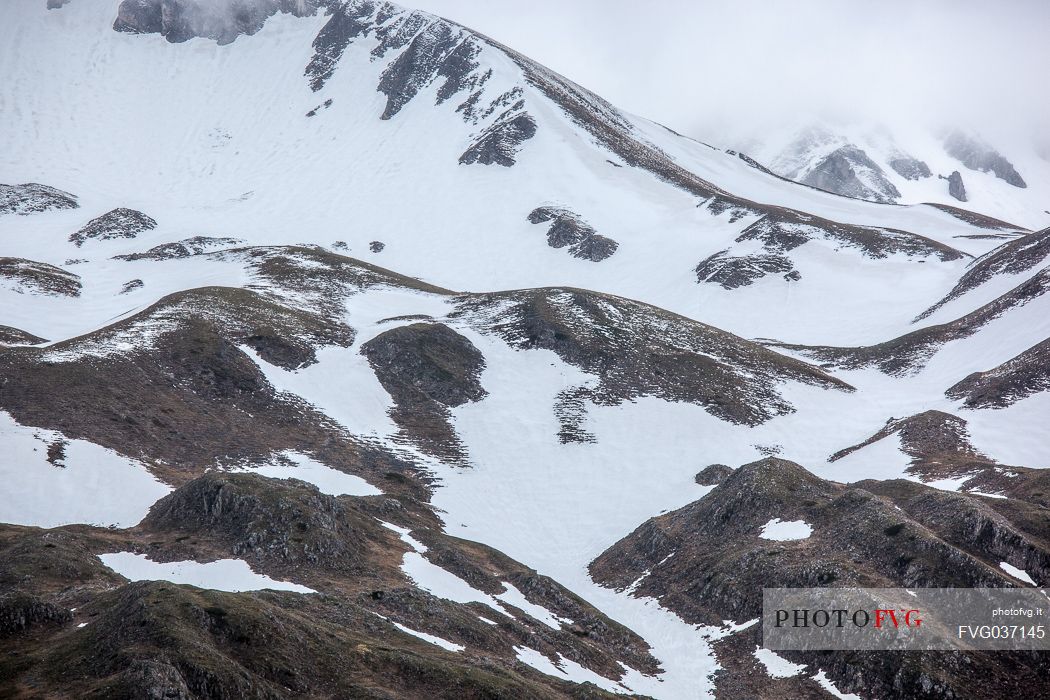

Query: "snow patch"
left=230, top=450, right=381, bottom=496
left=0, top=411, right=171, bottom=528
left=813, top=670, right=864, bottom=699
left=754, top=647, right=806, bottom=678
left=391, top=621, right=464, bottom=652
left=759, top=518, right=813, bottom=541
left=513, top=646, right=630, bottom=694
left=999, top=562, right=1037, bottom=585
left=98, top=552, right=316, bottom=593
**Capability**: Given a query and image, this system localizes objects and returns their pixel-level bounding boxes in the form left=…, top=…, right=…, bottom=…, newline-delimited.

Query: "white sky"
left=409, top=0, right=1050, bottom=148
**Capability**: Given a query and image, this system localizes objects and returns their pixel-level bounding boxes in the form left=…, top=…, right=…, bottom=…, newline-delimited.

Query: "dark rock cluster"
left=800, top=146, right=901, bottom=203
left=526, top=207, right=618, bottom=262
left=0, top=182, right=78, bottom=216
left=944, top=131, right=1027, bottom=188
left=0, top=258, right=81, bottom=297
left=361, top=322, right=486, bottom=464
left=69, top=208, right=157, bottom=247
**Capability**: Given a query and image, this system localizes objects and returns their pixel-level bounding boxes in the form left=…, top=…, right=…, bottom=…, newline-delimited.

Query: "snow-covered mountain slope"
left=735, top=121, right=1050, bottom=231
left=1, top=2, right=1049, bottom=699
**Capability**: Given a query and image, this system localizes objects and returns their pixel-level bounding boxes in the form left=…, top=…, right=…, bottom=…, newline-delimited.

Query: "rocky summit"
left=0, top=2, right=1047, bottom=699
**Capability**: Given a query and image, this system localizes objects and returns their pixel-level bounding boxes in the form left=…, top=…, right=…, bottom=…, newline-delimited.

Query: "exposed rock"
left=0, top=287, right=422, bottom=495
left=917, top=226, right=1050, bottom=319
left=799, top=146, right=901, bottom=203
left=361, top=323, right=486, bottom=464
left=734, top=152, right=778, bottom=177
left=459, top=112, right=538, bottom=167
left=304, top=1, right=374, bottom=92
left=695, top=464, right=732, bottom=485
left=774, top=269, right=1050, bottom=376
left=0, top=183, right=78, bottom=216
left=695, top=250, right=795, bottom=289
left=452, top=288, right=851, bottom=434
left=0, top=325, right=46, bottom=346
left=220, top=245, right=454, bottom=318
left=888, top=156, right=932, bottom=181
left=591, top=456, right=1050, bottom=700
left=925, top=203, right=1026, bottom=232
left=0, top=258, right=81, bottom=297
left=526, top=207, right=618, bottom=262
left=944, top=131, right=1027, bottom=188
left=378, top=20, right=479, bottom=120
left=142, top=472, right=387, bottom=573
left=947, top=337, right=1050, bottom=409
left=0, top=593, right=73, bottom=636
left=69, top=208, right=157, bottom=247
left=829, top=409, right=994, bottom=489
left=115, top=235, right=242, bottom=261
left=946, top=170, right=967, bottom=202
left=704, top=195, right=759, bottom=223
left=113, top=0, right=325, bottom=45
left=120, top=279, right=144, bottom=294
left=737, top=208, right=966, bottom=262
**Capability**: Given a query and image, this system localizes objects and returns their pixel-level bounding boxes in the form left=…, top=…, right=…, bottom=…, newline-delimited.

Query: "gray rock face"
left=0, top=183, right=78, bottom=216
left=0, top=325, right=47, bottom=346
left=888, top=156, right=932, bottom=180
left=0, top=258, right=81, bottom=297
left=947, top=170, right=967, bottom=201
left=944, top=131, right=1027, bottom=188
left=113, top=0, right=324, bottom=45
left=459, top=112, right=538, bottom=167
left=694, top=463, right=732, bottom=485
left=304, top=1, right=373, bottom=91
left=590, top=456, right=1050, bottom=699
left=69, top=208, right=157, bottom=246
left=114, top=236, right=242, bottom=261
left=917, top=226, right=1050, bottom=319
left=694, top=250, right=795, bottom=289
left=526, top=207, right=618, bottom=262
left=378, top=21, right=477, bottom=120
left=452, top=288, right=849, bottom=431
left=947, top=337, right=1050, bottom=409
left=779, top=269, right=1050, bottom=377
left=800, top=146, right=901, bottom=203
left=361, top=322, right=486, bottom=463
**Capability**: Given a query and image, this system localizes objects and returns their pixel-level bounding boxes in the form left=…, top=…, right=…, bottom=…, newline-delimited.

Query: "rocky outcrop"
left=115, top=236, right=242, bottom=260
left=452, top=288, right=851, bottom=434
left=69, top=208, right=157, bottom=247
left=737, top=208, right=966, bottom=262
left=361, top=323, right=486, bottom=464
left=0, top=183, right=78, bottom=216
left=0, top=286, right=421, bottom=494
left=799, top=146, right=901, bottom=203
left=113, top=0, right=326, bottom=45
left=944, top=131, right=1026, bottom=188
left=694, top=250, right=796, bottom=288
left=526, top=207, right=618, bottom=262
left=459, top=112, right=538, bottom=167
left=888, top=156, right=931, bottom=181
left=694, top=464, right=732, bottom=485
left=947, top=337, right=1050, bottom=409
left=946, top=170, right=967, bottom=201
left=776, top=268, right=1050, bottom=376
left=0, top=258, right=81, bottom=297
left=591, top=457, right=1050, bottom=699
left=917, top=226, right=1050, bottom=319
left=0, top=325, right=46, bottom=346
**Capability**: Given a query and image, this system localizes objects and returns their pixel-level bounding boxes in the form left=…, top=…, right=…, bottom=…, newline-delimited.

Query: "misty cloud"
left=410, top=0, right=1050, bottom=148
